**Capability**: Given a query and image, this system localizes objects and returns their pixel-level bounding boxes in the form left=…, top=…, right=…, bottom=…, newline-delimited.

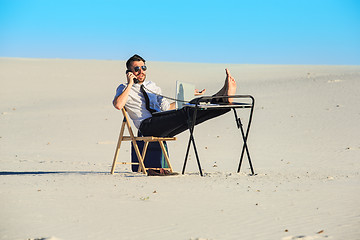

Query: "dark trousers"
left=139, top=107, right=230, bottom=137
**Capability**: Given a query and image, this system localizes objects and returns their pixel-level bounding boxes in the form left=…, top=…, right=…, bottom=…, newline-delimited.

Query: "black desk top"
left=183, top=102, right=252, bottom=109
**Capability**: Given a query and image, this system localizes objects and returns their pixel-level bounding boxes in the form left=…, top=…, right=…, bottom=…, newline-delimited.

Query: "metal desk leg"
left=233, top=108, right=255, bottom=175
left=182, top=107, right=204, bottom=176
left=182, top=137, right=192, bottom=174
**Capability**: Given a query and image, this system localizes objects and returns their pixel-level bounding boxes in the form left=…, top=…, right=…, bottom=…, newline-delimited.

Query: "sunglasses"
left=133, top=65, right=147, bottom=72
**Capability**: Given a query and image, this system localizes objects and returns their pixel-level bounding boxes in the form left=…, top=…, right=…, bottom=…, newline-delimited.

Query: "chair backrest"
left=121, top=108, right=137, bottom=139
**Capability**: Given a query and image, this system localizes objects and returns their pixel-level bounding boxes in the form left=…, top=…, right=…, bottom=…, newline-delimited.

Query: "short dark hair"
left=126, top=54, right=146, bottom=70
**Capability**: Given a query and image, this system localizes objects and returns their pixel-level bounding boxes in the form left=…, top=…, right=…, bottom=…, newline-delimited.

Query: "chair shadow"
left=0, top=171, right=110, bottom=176
left=0, top=171, right=146, bottom=177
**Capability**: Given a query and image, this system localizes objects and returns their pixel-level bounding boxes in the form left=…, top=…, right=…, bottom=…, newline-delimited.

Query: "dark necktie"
left=140, top=84, right=156, bottom=114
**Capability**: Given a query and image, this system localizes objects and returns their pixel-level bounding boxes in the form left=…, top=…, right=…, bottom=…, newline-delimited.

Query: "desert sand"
left=1, top=58, right=359, bottom=240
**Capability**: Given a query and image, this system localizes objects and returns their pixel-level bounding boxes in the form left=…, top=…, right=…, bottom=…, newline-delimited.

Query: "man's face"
left=130, top=61, right=146, bottom=83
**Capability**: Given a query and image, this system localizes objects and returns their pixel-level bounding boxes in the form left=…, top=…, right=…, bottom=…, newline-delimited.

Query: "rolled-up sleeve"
left=113, top=84, right=126, bottom=102
left=160, top=96, right=170, bottom=111
left=154, top=86, right=170, bottom=111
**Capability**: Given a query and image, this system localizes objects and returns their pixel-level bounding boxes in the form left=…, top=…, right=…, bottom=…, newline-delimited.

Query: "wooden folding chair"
left=111, top=108, right=176, bottom=174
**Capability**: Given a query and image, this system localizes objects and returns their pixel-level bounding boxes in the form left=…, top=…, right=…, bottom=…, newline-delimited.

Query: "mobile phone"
left=126, top=70, right=139, bottom=84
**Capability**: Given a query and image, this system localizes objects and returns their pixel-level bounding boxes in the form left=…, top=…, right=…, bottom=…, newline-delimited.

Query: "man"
left=113, top=54, right=237, bottom=137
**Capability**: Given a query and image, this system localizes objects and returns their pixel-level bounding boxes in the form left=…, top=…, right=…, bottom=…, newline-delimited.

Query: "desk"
left=181, top=95, right=255, bottom=176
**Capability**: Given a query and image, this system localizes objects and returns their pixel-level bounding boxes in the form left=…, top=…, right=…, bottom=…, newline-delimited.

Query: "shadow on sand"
left=0, top=171, right=111, bottom=176
left=0, top=171, right=148, bottom=177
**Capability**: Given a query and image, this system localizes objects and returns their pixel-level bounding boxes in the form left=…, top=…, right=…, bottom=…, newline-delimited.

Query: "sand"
left=1, top=58, right=359, bottom=240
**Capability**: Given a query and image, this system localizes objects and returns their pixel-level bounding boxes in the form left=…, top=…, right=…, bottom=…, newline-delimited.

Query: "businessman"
left=113, top=54, right=236, bottom=137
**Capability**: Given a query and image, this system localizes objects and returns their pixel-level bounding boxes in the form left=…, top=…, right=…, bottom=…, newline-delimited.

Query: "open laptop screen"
left=175, top=81, right=195, bottom=109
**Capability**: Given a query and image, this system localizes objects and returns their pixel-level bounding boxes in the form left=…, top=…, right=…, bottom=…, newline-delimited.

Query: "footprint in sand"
left=327, top=79, right=343, bottom=83
left=28, top=237, right=62, bottom=240
left=282, top=233, right=329, bottom=240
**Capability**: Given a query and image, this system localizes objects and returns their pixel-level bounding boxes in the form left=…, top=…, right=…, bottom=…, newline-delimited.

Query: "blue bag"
left=131, top=141, right=169, bottom=172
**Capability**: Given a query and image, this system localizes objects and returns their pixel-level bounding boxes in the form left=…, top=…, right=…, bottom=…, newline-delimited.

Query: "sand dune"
left=1, top=58, right=359, bottom=240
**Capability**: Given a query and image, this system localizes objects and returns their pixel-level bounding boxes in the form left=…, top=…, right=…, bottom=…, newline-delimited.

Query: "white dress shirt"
left=114, top=80, right=170, bottom=129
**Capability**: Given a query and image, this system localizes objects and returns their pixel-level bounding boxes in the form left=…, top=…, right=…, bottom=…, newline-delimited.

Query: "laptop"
left=175, top=80, right=195, bottom=109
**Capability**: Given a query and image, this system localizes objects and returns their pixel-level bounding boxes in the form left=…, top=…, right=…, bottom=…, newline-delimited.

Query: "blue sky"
left=0, top=0, right=359, bottom=64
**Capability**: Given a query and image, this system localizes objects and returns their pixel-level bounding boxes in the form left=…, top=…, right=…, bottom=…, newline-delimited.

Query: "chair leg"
left=131, top=140, right=147, bottom=174
left=138, top=141, right=149, bottom=172
left=159, top=141, right=173, bottom=172
left=111, top=121, right=126, bottom=174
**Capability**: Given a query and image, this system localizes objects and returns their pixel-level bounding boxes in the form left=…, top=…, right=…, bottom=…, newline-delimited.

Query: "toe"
left=225, top=68, right=230, bottom=76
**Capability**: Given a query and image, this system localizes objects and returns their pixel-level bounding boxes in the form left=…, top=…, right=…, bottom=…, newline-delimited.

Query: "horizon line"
left=1, top=56, right=359, bottom=67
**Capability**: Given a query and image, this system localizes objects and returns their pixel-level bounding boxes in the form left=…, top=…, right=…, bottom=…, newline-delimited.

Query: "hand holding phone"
left=126, top=70, right=139, bottom=84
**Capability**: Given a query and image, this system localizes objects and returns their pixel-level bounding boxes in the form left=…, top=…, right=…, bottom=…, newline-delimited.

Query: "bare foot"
left=213, top=69, right=237, bottom=103
left=225, top=68, right=237, bottom=103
